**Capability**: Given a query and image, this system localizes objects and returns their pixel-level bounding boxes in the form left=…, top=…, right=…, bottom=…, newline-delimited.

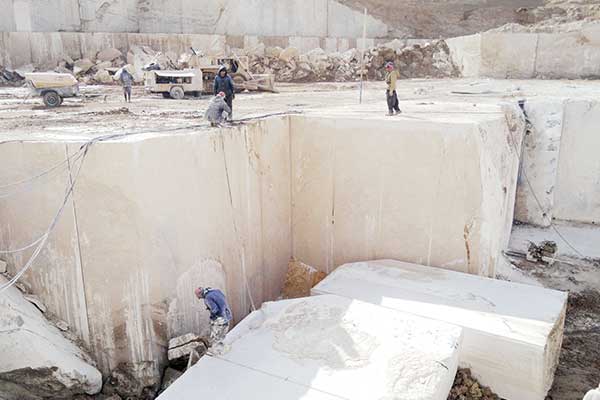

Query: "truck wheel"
left=43, top=91, right=61, bottom=107
left=169, top=86, right=185, bottom=100
left=162, top=92, right=171, bottom=99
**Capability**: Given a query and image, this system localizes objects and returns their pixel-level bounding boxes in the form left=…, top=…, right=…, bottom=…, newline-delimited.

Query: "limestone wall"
left=447, top=22, right=600, bottom=79
left=289, top=113, right=522, bottom=278
left=515, top=99, right=600, bottom=226
left=0, top=31, right=379, bottom=69
left=0, top=0, right=389, bottom=38
left=0, top=118, right=292, bottom=382
left=0, top=112, right=523, bottom=382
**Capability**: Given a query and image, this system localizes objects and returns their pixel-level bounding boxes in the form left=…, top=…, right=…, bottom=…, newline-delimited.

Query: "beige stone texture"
left=0, top=109, right=524, bottom=382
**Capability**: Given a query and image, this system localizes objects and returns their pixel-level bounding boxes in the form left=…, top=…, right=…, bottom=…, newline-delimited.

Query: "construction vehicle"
left=184, top=50, right=276, bottom=94
left=144, top=69, right=203, bottom=99
left=24, top=73, right=79, bottom=107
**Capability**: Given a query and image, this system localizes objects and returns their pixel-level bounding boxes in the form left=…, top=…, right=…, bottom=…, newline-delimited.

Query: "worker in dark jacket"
left=213, top=66, right=235, bottom=121
left=195, top=286, right=232, bottom=351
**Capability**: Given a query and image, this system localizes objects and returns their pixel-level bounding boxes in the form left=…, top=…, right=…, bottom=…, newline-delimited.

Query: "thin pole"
left=359, top=8, right=367, bottom=104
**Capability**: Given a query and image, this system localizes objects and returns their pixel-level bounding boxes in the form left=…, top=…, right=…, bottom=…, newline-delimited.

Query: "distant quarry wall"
left=0, top=0, right=391, bottom=70
left=0, top=0, right=388, bottom=38
left=0, top=31, right=380, bottom=70
left=447, top=22, right=600, bottom=79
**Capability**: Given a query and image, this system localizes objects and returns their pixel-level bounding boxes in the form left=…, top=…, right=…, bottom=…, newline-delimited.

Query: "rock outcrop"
left=0, top=277, right=102, bottom=399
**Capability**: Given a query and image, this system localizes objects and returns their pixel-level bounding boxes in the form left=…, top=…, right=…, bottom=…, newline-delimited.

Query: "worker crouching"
left=195, top=286, right=233, bottom=354
left=205, top=92, right=232, bottom=127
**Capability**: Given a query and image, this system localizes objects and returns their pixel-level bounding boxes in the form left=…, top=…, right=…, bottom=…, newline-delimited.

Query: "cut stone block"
left=167, top=333, right=207, bottom=368
left=312, top=260, right=569, bottom=400
left=159, top=294, right=463, bottom=400
left=160, top=356, right=344, bottom=400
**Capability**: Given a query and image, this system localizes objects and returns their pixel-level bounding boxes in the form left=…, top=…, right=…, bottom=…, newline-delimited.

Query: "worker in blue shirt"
left=195, top=286, right=232, bottom=351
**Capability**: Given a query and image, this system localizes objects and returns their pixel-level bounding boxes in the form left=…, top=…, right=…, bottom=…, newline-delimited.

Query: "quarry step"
left=158, top=294, right=463, bottom=400
left=311, top=259, right=569, bottom=400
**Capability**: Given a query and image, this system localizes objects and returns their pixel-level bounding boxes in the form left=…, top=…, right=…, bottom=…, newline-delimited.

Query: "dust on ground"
left=2, top=79, right=600, bottom=142
left=548, top=289, right=600, bottom=400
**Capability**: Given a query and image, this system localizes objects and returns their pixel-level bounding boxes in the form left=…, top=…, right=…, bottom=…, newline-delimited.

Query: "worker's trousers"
left=225, top=96, right=233, bottom=120
left=386, top=90, right=400, bottom=113
left=123, top=86, right=132, bottom=102
left=209, top=317, right=230, bottom=346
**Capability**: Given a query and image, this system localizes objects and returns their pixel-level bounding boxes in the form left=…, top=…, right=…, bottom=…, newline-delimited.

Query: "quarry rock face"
left=0, top=277, right=102, bottom=399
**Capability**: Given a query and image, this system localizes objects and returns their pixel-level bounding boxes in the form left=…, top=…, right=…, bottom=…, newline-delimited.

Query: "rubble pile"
left=249, top=40, right=459, bottom=82
left=448, top=369, right=500, bottom=400
left=0, top=39, right=458, bottom=88
left=515, top=1, right=600, bottom=27
left=0, top=66, right=24, bottom=86
left=0, top=46, right=179, bottom=87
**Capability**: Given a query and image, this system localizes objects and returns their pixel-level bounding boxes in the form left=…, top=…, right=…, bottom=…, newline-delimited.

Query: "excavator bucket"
left=237, top=73, right=277, bottom=93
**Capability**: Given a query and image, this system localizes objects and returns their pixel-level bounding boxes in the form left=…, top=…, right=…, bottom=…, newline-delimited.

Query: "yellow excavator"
left=185, top=49, right=277, bottom=94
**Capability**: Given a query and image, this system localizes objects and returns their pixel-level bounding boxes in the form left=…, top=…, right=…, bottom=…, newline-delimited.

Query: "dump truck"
left=24, top=73, right=79, bottom=107
left=144, top=69, right=203, bottom=99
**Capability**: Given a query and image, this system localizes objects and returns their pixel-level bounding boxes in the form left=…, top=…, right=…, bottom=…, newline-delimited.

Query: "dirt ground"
left=2, top=79, right=600, bottom=141
left=508, top=257, right=600, bottom=400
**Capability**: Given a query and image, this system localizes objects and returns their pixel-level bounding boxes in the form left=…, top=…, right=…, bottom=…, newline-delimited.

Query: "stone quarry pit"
left=1, top=77, right=599, bottom=400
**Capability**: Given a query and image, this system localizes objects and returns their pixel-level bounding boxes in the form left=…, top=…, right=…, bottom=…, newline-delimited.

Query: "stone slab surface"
left=160, top=294, right=463, bottom=400
left=159, top=356, right=343, bottom=400
left=312, top=259, right=569, bottom=400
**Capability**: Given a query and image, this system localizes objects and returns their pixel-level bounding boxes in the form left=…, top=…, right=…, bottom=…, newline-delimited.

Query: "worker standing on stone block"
left=195, top=286, right=232, bottom=353
left=204, top=92, right=232, bottom=127
left=385, top=62, right=401, bottom=116
left=213, top=65, right=235, bottom=121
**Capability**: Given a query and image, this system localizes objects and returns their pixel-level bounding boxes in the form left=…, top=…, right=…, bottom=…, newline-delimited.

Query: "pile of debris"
left=448, top=369, right=500, bottom=400
left=249, top=40, right=459, bottom=82
left=0, top=46, right=180, bottom=87
left=60, top=46, right=179, bottom=85
left=1, top=39, right=458, bottom=88
left=515, top=1, right=600, bottom=27
left=0, top=66, right=25, bottom=86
